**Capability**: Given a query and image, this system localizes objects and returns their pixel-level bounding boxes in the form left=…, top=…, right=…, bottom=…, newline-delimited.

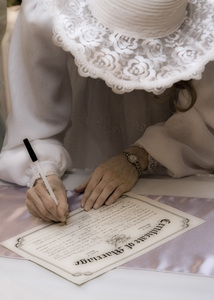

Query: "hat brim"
left=45, top=0, right=214, bottom=94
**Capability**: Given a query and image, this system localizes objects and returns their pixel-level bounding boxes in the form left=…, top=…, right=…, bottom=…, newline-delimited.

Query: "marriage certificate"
left=2, top=192, right=204, bottom=284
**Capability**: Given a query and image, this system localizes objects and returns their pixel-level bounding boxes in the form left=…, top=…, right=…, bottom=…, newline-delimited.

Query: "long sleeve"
left=0, top=0, right=72, bottom=186
left=136, top=61, right=214, bottom=177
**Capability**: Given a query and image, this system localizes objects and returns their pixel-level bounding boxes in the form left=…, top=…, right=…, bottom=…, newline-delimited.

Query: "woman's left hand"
left=75, top=147, right=148, bottom=211
left=74, top=155, right=138, bottom=211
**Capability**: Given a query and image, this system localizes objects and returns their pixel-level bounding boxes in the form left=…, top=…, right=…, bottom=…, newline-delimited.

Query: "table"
left=0, top=171, right=214, bottom=300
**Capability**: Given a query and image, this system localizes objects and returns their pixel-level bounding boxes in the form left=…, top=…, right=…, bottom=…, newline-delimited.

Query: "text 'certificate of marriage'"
left=2, top=193, right=204, bottom=284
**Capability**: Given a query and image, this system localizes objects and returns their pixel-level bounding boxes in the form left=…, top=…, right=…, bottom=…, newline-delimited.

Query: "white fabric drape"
left=0, top=0, right=213, bottom=187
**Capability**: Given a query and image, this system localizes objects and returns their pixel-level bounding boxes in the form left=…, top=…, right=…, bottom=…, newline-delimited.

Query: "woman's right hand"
left=26, top=174, right=69, bottom=222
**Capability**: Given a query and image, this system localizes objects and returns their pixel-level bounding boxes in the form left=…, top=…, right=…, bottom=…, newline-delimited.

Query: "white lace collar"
left=43, top=0, right=214, bottom=95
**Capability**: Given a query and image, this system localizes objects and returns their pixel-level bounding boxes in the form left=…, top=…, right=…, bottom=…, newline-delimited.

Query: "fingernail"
left=84, top=205, right=91, bottom=212
left=58, top=220, right=67, bottom=225
left=93, top=203, right=99, bottom=209
left=58, top=216, right=66, bottom=222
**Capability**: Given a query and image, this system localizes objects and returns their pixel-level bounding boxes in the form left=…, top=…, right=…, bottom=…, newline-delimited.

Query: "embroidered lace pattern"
left=43, top=0, right=214, bottom=95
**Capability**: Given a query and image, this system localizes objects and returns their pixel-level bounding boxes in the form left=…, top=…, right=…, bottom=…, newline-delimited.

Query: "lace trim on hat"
left=44, top=0, right=214, bottom=95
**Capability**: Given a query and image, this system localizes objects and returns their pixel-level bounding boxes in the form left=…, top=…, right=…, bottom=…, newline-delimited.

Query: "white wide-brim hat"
left=44, top=0, right=214, bottom=95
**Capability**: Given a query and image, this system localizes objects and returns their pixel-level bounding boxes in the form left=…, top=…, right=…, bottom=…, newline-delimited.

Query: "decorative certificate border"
left=2, top=193, right=204, bottom=284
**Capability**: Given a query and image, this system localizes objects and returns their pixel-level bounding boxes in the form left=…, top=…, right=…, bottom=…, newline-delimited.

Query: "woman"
left=0, top=0, right=214, bottom=222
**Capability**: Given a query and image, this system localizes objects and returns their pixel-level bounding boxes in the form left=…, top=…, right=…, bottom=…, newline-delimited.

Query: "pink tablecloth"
left=0, top=185, right=214, bottom=277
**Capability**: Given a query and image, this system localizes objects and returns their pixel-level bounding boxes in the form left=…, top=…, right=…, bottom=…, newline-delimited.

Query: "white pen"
left=23, top=138, right=58, bottom=205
